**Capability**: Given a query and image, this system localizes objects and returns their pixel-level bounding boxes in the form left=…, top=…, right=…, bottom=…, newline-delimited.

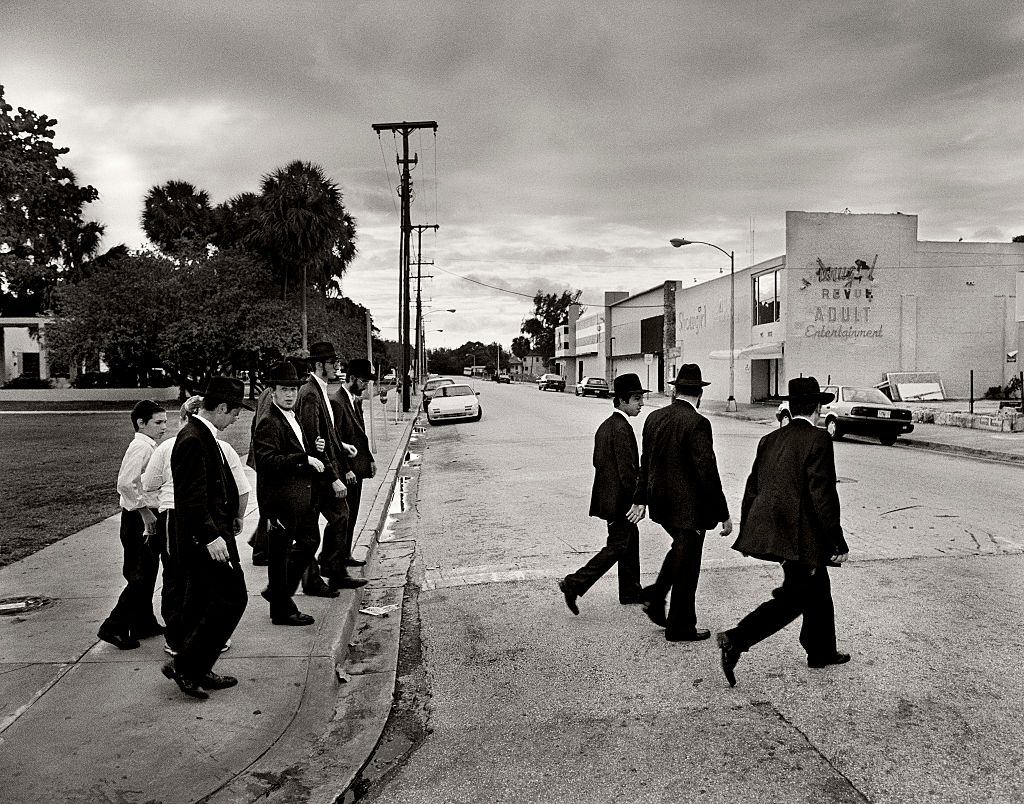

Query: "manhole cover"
left=0, top=595, right=53, bottom=615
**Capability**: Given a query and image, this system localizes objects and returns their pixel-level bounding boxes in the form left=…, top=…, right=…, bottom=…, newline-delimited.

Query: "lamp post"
left=670, top=237, right=737, bottom=411
left=419, top=308, right=456, bottom=380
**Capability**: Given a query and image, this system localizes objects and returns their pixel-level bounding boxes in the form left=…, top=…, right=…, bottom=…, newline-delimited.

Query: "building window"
left=753, top=270, right=780, bottom=325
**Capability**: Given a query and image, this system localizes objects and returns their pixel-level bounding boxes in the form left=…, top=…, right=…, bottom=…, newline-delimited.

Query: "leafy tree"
left=0, top=85, right=103, bottom=314
left=511, top=335, right=532, bottom=359
left=520, top=290, right=582, bottom=359
left=141, top=180, right=214, bottom=257
left=1013, top=235, right=1024, bottom=243
left=256, top=160, right=357, bottom=350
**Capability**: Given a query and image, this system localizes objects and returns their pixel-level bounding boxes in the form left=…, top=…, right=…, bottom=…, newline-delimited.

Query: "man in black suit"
left=634, top=364, right=733, bottom=642
left=162, top=377, right=251, bottom=699
left=558, top=373, right=648, bottom=614
left=717, top=377, right=851, bottom=686
left=296, top=342, right=366, bottom=593
left=333, top=358, right=377, bottom=565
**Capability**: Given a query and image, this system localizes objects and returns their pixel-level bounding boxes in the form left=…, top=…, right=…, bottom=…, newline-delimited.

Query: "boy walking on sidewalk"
left=558, top=373, right=648, bottom=615
left=98, top=399, right=168, bottom=650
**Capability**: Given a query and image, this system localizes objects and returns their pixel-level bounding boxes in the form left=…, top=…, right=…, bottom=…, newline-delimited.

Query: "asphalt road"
left=362, top=379, right=1024, bottom=804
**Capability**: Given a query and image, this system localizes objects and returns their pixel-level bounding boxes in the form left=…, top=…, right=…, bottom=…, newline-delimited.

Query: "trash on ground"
left=358, top=604, right=399, bottom=617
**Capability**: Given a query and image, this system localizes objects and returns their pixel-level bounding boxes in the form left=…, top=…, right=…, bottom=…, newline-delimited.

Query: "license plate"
left=878, top=410, right=891, bottom=418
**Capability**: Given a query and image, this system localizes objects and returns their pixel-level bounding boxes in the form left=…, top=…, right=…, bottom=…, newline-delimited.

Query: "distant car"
left=382, top=371, right=397, bottom=383
left=777, top=384, right=914, bottom=445
left=538, top=373, right=565, bottom=392
left=426, top=383, right=482, bottom=424
left=495, top=373, right=511, bottom=384
left=575, top=376, right=610, bottom=398
left=422, top=377, right=456, bottom=409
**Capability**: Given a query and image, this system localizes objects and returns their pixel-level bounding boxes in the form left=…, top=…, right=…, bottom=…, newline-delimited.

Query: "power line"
left=375, top=132, right=399, bottom=219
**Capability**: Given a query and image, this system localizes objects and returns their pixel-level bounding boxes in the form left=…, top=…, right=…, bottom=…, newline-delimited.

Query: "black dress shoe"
left=618, top=597, right=643, bottom=605
left=807, top=652, right=851, bottom=669
left=329, top=577, right=369, bottom=590
left=260, top=587, right=272, bottom=602
left=641, top=599, right=667, bottom=627
left=272, top=611, right=315, bottom=626
left=665, top=628, right=711, bottom=642
left=97, top=627, right=140, bottom=650
left=304, top=585, right=341, bottom=597
left=557, top=579, right=579, bottom=615
left=344, top=558, right=367, bottom=567
left=198, top=671, right=239, bottom=690
left=161, top=663, right=208, bottom=699
left=717, top=631, right=741, bottom=687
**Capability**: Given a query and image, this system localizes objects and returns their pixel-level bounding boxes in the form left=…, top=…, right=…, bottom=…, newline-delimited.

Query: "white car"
left=426, top=383, right=482, bottom=424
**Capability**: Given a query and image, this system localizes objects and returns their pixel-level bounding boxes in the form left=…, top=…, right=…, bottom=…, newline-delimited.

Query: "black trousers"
left=102, top=508, right=161, bottom=637
left=175, top=538, right=247, bottom=680
left=248, top=515, right=269, bottom=561
left=160, top=510, right=187, bottom=651
left=268, top=513, right=319, bottom=619
left=344, top=478, right=364, bottom=548
left=303, top=490, right=350, bottom=589
left=729, top=561, right=837, bottom=659
left=647, top=527, right=706, bottom=634
left=564, top=519, right=642, bottom=601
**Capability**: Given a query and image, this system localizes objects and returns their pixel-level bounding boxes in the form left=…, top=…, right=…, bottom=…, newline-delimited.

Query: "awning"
left=708, top=343, right=784, bottom=361
left=738, top=342, right=784, bottom=359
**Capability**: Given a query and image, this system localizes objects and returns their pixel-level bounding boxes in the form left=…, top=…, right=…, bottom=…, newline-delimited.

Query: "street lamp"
left=418, top=309, right=456, bottom=382
left=670, top=237, right=737, bottom=412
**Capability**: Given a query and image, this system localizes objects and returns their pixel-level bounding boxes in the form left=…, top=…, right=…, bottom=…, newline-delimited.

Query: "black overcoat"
left=171, top=416, right=239, bottom=547
left=296, top=379, right=348, bottom=485
left=634, top=399, right=729, bottom=531
left=333, top=388, right=373, bottom=479
left=732, top=417, right=849, bottom=566
left=589, top=411, right=639, bottom=522
left=252, top=404, right=316, bottom=525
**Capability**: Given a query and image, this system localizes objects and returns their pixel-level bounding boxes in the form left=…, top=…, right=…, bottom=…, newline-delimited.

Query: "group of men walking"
left=559, top=364, right=850, bottom=686
left=97, top=343, right=377, bottom=700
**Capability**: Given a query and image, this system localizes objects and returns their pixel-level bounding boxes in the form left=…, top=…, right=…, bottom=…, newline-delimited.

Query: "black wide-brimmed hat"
left=613, top=373, right=649, bottom=397
left=308, top=341, right=338, bottom=364
left=204, top=376, right=254, bottom=410
left=266, top=360, right=304, bottom=387
left=673, top=363, right=711, bottom=388
left=780, top=376, right=835, bottom=405
left=346, top=358, right=374, bottom=380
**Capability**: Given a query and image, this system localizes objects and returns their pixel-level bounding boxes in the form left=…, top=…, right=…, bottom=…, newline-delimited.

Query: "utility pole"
left=371, top=120, right=438, bottom=412
left=411, top=223, right=439, bottom=385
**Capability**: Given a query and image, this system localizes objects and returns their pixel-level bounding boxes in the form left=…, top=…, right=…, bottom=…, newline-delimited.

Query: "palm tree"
left=256, top=160, right=354, bottom=350
left=141, top=180, right=213, bottom=256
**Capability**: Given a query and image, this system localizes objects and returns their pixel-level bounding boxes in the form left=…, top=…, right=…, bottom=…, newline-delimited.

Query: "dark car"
left=574, top=376, right=609, bottom=398
left=495, top=373, right=511, bottom=384
left=538, top=373, right=565, bottom=392
left=777, top=384, right=914, bottom=445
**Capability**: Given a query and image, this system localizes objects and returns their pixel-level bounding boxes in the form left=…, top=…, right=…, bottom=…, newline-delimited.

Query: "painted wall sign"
left=798, top=254, right=883, bottom=340
left=678, top=306, right=707, bottom=334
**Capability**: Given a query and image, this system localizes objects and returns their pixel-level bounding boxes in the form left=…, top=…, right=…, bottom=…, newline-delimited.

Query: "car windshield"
left=440, top=385, right=474, bottom=397
left=842, top=387, right=892, bottom=404
left=586, top=379, right=607, bottom=386
left=424, top=379, right=453, bottom=391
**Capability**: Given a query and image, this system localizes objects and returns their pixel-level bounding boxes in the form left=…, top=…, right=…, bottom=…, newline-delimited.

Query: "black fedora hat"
left=308, top=341, right=338, bottom=364
left=673, top=363, right=711, bottom=388
left=613, top=373, right=649, bottom=397
left=346, top=358, right=374, bottom=380
left=266, top=360, right=304, bottom=387
left=203, top=376, right=254, bottom=411
left=781, top=376, right=835, bottom=405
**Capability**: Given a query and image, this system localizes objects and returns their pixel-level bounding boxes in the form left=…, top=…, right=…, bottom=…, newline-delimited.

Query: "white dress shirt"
left=117, top=432, right=158, bottom=510
left=274, top=403, right=306, bottom=448
left=144, top=430, right=251, bottom=512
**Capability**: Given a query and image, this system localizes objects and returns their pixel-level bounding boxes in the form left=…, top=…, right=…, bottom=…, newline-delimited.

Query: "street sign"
left=644, top=354, right=654, bottom=364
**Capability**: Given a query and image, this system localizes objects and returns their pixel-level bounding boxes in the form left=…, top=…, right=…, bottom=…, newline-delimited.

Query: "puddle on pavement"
left=378, top=475, right=414, bottom=542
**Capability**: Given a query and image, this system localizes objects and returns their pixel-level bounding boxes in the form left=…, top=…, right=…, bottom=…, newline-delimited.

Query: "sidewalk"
left=646, top=395, right=1024, bottom=466
left=0, top=394, right=421, bottom=804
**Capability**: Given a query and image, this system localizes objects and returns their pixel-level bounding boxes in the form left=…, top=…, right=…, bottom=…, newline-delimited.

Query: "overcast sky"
left=4, top=1, right=1023, bottom=350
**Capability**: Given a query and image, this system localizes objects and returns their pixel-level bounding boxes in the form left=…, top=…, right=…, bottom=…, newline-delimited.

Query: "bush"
left=73, top=371, right=115, bottom=389
left=3, top=375, right=53, bottom=390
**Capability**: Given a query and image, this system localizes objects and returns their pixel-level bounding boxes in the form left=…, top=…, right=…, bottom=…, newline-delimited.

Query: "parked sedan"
left=537, top=373, right=566, bottom=392
left=575, top=376, right=610, bottom=398
left=426, top=383, right=482, bottom=424
left=421, top=376, right=456, bottom=409
left=495, top=373, right=511, bottom=384
left=777, top=384, right=914, bottom=445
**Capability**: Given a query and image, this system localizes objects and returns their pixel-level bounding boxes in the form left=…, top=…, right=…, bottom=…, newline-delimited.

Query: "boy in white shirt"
left=98, top=400, right=167, bottom=650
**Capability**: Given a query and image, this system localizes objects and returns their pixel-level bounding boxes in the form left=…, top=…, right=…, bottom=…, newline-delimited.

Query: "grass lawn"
left=0, top=410, right=254, bottom=569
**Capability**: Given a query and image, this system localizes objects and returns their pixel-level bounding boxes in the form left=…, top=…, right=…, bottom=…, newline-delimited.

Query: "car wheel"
left=427, top=416, right=437, bottom=426
left=474, top=407, right=482, bottom=421
left=879, top=433, right=898, bottom=446
left=779, top=411, right=791, bottom=427
left=575, top=387, right=580, bottom=396
left=825, top=417, right=842, bottom=440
